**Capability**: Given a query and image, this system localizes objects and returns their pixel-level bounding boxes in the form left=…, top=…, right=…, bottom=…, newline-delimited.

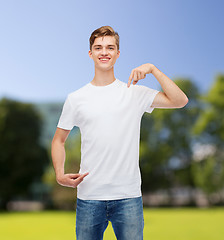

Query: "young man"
left=51, top=26, right=188, bottom=240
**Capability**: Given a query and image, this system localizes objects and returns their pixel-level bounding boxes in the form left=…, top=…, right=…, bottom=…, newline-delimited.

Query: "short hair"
left=89, top=26, right=120, bottom=51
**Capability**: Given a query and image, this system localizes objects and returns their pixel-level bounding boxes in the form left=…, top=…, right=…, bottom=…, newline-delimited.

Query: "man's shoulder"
left=67, top=82, right=90, bottom=99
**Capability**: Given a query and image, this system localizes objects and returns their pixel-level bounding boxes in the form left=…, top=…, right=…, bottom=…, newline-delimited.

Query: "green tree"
left=0, top=98, right=49, bottom=210
left=140, top=79, right=200, bottom=201
left=191, top=74, right=224, bottom=204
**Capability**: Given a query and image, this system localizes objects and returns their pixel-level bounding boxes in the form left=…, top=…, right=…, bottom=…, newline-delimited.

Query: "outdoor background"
left=0, top=0, right=224, bottom=239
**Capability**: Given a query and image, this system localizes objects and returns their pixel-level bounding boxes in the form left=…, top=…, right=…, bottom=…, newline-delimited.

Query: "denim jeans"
left=75, top=196, right=144, bottom=240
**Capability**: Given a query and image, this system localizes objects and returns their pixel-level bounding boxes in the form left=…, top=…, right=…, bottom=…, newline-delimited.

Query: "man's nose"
left=101, top=47, right=108, bottom=55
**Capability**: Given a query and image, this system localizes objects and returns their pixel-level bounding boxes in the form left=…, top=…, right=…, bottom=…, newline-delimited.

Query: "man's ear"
left=117, top=50, right=120, bottom=59
left=88, top=50, right=93, bottom=59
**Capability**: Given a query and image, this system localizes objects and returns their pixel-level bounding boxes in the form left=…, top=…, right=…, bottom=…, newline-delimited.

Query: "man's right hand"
left=56, top=173, right=89, bottom=188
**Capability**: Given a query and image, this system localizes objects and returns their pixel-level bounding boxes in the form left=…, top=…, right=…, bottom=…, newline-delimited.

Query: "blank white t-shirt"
left=57, top=78, right=159, bottom=200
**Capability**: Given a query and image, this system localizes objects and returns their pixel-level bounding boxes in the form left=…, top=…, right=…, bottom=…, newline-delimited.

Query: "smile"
left=99, top=58, right=110, bottom=63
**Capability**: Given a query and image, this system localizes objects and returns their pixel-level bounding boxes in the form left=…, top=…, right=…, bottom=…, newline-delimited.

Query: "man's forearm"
left=151, top=64, right=188, bottom=106
left=51, top=140, right=65, bottom=179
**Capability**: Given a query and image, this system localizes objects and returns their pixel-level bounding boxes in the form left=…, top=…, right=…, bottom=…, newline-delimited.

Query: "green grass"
left=0, top=208, right=224, bottom=240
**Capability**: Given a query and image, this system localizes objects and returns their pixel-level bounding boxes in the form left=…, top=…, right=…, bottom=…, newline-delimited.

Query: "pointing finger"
left=74, top=173, right=88, bottom=186
left=127, top=71, right=134, bottom=88
left=80, top=172, right=89, bottom=178
left=77, top=172, right=89, bottom=181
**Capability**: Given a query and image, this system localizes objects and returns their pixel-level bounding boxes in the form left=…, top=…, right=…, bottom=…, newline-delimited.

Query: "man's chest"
left=76, top=90, right=136, bottom=128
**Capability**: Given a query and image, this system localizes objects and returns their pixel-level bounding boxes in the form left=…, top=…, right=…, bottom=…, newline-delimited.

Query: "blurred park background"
left=0, top=0, right=224, bottom=239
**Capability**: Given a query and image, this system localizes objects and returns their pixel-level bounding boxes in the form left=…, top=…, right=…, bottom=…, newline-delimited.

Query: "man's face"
left=88, top=36, right=120, bottom=71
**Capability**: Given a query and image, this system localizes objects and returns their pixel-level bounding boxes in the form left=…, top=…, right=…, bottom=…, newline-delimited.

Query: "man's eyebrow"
left=93, top=45, right=116, bottom=47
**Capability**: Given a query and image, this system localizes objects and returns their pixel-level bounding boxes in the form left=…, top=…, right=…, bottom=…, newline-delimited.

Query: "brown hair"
left=89, top=26, right=120, bottom=51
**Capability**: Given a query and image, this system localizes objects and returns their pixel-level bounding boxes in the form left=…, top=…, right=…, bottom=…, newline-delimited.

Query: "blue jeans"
left=75, top=196, right=144, bottom=240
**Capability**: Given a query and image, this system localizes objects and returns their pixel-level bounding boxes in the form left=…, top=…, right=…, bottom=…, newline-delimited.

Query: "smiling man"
left=51, top=26, right=188, bottom=240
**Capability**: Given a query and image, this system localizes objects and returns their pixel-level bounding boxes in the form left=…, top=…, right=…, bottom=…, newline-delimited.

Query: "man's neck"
left=91, top=68, right=116, bottom=86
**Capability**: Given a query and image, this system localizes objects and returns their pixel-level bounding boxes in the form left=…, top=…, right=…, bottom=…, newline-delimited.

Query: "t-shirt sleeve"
left=57, top=95, right=79, bottom=130
left=134, top=84, right=160, bottom=114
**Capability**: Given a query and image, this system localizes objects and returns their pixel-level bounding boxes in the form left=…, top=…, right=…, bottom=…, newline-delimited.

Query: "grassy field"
left=0, top=207, right=224, bottom=240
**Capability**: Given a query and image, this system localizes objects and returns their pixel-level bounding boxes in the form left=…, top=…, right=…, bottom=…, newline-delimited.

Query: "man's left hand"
left=127, top=63, right=154, bottom=88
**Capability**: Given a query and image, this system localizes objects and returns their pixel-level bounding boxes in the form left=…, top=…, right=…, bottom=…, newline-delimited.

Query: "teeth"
left=100, top=59, right=109, bottom=60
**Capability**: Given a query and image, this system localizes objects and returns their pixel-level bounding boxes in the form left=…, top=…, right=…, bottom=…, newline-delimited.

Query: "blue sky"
left=0, top=0, right=223, bottom=103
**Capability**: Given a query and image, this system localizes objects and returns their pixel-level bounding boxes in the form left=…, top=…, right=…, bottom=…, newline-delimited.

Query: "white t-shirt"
left=57, top=78, right=159, bottom=200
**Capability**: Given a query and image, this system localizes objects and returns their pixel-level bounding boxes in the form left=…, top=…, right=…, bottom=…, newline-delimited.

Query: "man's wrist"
left=150, top=64, right=156, bottom=75
left=56, top=172, right=64, bottom=179
left=145, top=63, right=155, bottom=74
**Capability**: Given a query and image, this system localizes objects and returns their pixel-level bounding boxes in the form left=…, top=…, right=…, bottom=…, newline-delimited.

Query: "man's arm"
left=127, top=63, right=188, bottom=108
left=51, top=127, right=88, bottom=188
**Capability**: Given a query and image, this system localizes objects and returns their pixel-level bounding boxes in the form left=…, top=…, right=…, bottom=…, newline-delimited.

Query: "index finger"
left=79, top=172, right=89, bottom=179
left=73, top=172, right=89, bottom=186
left=127, top=71, right=134, bottom=88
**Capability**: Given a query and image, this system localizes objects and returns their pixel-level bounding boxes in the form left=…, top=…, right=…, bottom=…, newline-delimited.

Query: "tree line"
left=0, top=74, right=223, bottom=210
